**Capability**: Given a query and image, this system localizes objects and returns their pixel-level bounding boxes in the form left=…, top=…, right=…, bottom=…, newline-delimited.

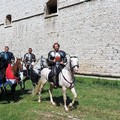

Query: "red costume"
left=6, top=64, right=18, bottom=82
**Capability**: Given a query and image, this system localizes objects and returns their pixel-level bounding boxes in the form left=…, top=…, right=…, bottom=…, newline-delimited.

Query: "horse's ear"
left=66, top=53, right=71, bottom=59
left=70, top=55, right=78, bottom=58
left=19, top=57, right=22, bottom=61
left=19, top=57, right=23, bottom=61
left=76, top=54, right=78, bottom=57
left=74, top=54, right=78, bottom=58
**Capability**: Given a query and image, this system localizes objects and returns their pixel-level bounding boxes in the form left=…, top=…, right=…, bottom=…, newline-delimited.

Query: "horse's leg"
left=0, top=87, right=4, bottom=99
left=49, top=84, right=56, bottom=106
left=3, top=82, right=8, bottom=96
left=11, top=83, right=17, bottom=101
left=69, top=87, right=77, bottom=107
left=3, top=77, right=7, bottom=95
left=37, top=85, right=42, bottom=103
left=31, top=74, right=40, bottom=93
left=38, top=83, right=44, bottom=103
left=32, top=82, right=37, bottom=94
left=3, top=86, right=7, bottom=96
left=19, top=80, right=23, bottom=91
left=37, top=79, right=47, bottom=103
left=62, top=86, right=69, bottom=111
left=1, top=87, right=4, bottom=94
left=22, top=77, right=28, bottom=90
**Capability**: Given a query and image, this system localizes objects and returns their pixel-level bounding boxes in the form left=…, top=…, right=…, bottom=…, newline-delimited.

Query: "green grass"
left=0, top=77, right=120, bottom=120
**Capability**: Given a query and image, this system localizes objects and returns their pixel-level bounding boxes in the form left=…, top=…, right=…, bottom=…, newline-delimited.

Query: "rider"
left=0, top=46, right=15, bottom=68
left=24, top=48, right=36, bottom=77
left=47, top=43, right=67, bottom=87
left=0, top=46, right=15, bottom=84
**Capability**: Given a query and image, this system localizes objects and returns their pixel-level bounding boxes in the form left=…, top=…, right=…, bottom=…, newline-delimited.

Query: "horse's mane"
left=65, top=54, right=71, bottom=69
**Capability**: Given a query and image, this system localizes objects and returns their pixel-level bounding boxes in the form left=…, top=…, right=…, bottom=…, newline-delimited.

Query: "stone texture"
left=0, top=0, right=120, bottom=77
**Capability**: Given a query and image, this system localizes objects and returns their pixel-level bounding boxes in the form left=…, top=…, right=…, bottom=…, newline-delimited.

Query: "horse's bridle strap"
left=72, top=65, right=79, bottom=69
left=61, top=71, right=75, bottom=87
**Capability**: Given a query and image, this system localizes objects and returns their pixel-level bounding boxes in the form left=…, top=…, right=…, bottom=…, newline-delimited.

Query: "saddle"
left=48, top=72, right=59, bottom=87
left=48, top=65, right=63, bottom=88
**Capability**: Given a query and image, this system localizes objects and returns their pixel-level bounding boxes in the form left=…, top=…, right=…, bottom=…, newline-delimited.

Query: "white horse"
left=34, top=55, right=79, bottom=111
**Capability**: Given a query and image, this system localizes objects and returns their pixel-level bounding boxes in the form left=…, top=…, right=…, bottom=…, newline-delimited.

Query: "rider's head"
left=28, top=48, right=32, bottom=53
left=53, top=43, right=60, bottom=52
left=4, top=46, right=9, bottom=52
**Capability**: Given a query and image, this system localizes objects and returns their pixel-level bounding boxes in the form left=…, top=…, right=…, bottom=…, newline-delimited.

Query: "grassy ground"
left=0, top=77, right=120, bottom=120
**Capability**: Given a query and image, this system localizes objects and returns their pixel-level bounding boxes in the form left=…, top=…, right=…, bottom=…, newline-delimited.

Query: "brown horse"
left=4, top=58, right=23, bottom=101
left=12, top=58, right=23, bottom=77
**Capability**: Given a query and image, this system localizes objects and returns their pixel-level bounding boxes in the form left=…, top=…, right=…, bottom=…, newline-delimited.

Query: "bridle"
left=61, top=71, right=75, bottom=88
left=61, top=56, right=79, bottom=88
left=70, top=56, right=79, bottom=70
left=71, top=64, right=79, bottom=69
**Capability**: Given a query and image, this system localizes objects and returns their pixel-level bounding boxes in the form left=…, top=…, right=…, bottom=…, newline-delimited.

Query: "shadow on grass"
left=52, top=96, right=79, bottom=110
left=0, top=89, right=32, bottom=104
left=33, top=95, right=79, bottom=110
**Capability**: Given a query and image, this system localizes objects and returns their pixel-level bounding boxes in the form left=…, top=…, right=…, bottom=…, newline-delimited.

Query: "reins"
left=60, top=57, right=78, bottom=88
left=61, top=70, right=75, bottom=88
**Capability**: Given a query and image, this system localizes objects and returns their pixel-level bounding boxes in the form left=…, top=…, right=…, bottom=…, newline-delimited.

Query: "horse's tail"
left=33, top=79, right=42, bottom=95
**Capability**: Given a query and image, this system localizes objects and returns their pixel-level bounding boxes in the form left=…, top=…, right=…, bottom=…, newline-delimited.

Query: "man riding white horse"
left=47, top=43, right=67, bottom=88
left=34, top=48, right=79, bottom=111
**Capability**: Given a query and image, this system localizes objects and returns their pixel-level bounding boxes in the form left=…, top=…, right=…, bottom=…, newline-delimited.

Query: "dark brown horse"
left=12, top=58, right=23, bottom=77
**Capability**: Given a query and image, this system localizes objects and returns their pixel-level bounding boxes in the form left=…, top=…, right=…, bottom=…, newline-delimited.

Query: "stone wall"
left=0, top=0, right=120, bottom=77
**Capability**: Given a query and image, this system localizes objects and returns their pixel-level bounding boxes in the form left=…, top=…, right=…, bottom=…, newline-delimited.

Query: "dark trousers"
left=49, top=65, right=64, bottom=86
left=23, top=64, right=31, bottom=77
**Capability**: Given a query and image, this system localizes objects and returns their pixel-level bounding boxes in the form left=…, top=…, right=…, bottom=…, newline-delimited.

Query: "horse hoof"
left=64, top=106, right=69, bottom=112
left=51, top=102, right=56, bottom=106
left=68, top=103, right=73, bottom=107
left=38, top=99, right=41, bottom=103
left=65, top=108, right=69, bottom=112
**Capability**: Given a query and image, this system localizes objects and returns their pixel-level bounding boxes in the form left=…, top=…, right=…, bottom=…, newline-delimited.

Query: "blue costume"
left=0, top=51, right=15, bottom=64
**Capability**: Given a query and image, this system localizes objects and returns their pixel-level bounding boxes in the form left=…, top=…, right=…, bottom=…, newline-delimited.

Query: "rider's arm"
left=60, top=51, right=67, bottom=65
left=32, top=54, right=36, bottom=62
left=0, top=52, right=3, bottom=58
left=47, top=51, right=55, bottom=65
left=23, top=54, right=27, bottom=63
left=11, top=52, right=15, bottom=61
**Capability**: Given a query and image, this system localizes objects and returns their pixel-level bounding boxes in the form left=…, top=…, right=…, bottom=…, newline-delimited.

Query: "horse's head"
left=14, top=58, right=23, bottom=72
left=40, top=56, right=49, bottom=69
left=70, top=56, right=79, bottom=73
left=32, top=56, right=48, bottom=75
